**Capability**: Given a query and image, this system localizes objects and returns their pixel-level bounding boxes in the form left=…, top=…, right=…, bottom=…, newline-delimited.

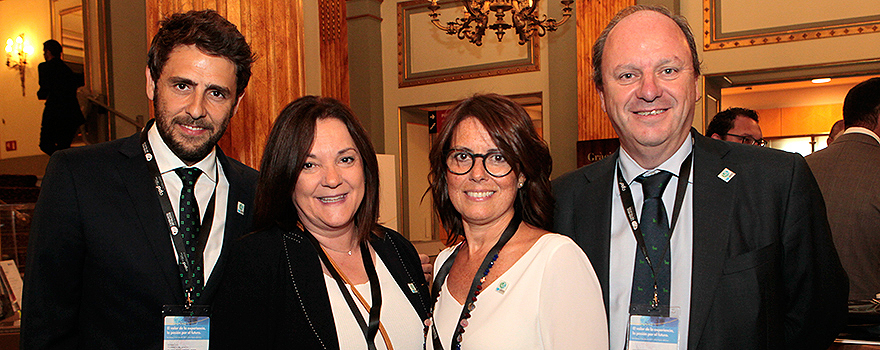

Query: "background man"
left=826, top=119, right=845, bottom=146
left=806, top=77, right=880, bottom=301
left=553, top=5, right=847, bottom=349
left=706, top=107, right=765, bottom=147
left=37, top=39, right=85, bottom=155
left=22, top=10, right=258, bottom=349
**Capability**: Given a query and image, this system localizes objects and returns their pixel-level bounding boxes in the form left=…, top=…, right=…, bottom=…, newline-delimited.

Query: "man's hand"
left=419, top=253, right=433, bottom=284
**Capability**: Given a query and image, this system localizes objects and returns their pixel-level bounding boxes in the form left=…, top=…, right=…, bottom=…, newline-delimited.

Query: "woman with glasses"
left=425, top=94, right=608, bottom=349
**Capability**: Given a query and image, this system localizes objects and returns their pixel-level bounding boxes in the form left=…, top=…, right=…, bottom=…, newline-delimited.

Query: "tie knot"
left=635, top=170, right=673, bottom=199
left=174, top=167, right=202, bottom=187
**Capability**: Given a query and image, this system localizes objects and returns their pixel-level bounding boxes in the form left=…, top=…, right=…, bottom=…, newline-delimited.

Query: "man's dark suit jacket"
left=21, top=130, right=259, bottom=349
left=553, top=130, right=848, bottom=350
left=806, top=132, right=880, bottom=300
left=210, top=226, right=432, bottom=349
left=37, top=57, right=84, bottom=115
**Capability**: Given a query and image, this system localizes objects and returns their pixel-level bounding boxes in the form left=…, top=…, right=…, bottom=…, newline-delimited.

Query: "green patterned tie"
left=175, top=167, right=204, bottom=299
left=631, top=170, right=673, bottom=309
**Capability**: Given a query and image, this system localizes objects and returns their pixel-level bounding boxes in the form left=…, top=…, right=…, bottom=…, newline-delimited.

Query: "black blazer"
left=37, top=57, right=84, bottom=126
left=552, top=130, right=848, bottom=350
left=21, top=131, right=259, bottom=350
left=210, top=225, right=432, bottom=349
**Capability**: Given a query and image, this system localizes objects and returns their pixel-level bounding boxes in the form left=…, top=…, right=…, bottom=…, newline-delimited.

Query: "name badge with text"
left=627, top=307, right=681, bottom=350
left=163, top=305, right=210, bottom=350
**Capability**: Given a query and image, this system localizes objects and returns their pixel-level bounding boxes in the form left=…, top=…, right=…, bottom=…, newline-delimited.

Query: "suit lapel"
left=283, top=229, right=341, bottom=349
left=371, top=231, right=431, bottom=321
left=117, top=133, right=186, bottom=303
left=200, top=148, right=250, bottom=301
left=687, top=132, right=735, bottom=349
left=579, top=152, right=617, bottom=311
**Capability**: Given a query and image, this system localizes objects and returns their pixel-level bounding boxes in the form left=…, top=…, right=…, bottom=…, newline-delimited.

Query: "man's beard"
left=153, top=95, right=232, bottom=164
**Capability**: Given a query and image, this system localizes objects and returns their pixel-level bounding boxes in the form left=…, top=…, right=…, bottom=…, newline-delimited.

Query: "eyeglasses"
left=725, top=133, right=766, bottom=147
left=445, top=149, right=513, bottom=177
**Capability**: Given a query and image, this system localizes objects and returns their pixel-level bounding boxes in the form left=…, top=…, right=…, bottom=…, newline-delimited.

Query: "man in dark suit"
left=21, top=10, right=258, bottom=349
left=552, top=5, right=847, bottom=350
left=807, top=77, right=880, bottom=301
left=37, top=39, right=85, bottom=156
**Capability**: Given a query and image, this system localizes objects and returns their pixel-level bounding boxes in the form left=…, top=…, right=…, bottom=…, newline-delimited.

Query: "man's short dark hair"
left=43, top=39, right=62, bottom=58
left=706, top=107, right=759, bottom=137
left=592, top=5, right=701, bottom=91
left=842, top=77, right=880, bottom=130
left=147, top=9, right=255, bottom=97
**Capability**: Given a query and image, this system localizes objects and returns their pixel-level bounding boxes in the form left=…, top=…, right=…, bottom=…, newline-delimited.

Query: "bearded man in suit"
left=553, top=5, right=847, bottom=350
left=22, top=9, right=258, bottom=349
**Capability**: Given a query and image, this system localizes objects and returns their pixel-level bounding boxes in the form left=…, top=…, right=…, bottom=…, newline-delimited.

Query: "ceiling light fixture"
left=428, top=0, right=573, bottom=46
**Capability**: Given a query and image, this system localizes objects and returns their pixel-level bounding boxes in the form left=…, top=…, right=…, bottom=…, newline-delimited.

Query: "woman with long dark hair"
left=425, top=94, right=608, bottom=349
left=212, top=96, right=431, bottom=349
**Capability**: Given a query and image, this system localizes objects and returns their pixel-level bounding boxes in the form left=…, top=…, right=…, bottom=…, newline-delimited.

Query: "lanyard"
left=617, top=151, right=692, bottom=312
left=303, top=227, right=383, bottom=350
left=140, top=119, right=218, bottom=306
left=428, top=213, right=521, bottom=350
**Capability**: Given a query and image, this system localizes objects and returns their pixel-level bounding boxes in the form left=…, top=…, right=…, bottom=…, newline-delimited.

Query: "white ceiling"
left=721, top=75, right=880, bottom=110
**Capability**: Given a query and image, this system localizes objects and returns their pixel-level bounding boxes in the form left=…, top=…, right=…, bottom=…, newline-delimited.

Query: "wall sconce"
left=5, top=33, right=34, bottom=96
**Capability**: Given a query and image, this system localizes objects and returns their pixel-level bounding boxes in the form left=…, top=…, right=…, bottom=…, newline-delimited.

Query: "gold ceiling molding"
left=703, top=0, right=880, bottom=51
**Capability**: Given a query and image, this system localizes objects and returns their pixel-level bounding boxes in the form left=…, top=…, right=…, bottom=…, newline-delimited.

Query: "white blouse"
left=428, top=234, right=608, bottom=350
left=325, top=253, right=424, bottom=350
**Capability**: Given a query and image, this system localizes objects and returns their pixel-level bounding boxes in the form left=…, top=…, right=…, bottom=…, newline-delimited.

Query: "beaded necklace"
left=427, top=213, right=521, bottom=349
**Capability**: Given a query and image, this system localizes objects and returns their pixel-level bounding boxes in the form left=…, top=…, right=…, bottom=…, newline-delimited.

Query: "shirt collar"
left=618, top=136, right=693, bottom=185
left=147, top=122, right=218, bottom=183
left=842, top=126, right=880, bottom=144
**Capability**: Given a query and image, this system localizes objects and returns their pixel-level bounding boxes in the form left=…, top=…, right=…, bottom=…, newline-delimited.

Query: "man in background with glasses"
left=706, top=107, right=766, bottom=147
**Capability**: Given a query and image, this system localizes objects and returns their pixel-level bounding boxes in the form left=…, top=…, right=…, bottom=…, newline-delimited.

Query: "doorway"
left=704, top=60, right=880, bottom=156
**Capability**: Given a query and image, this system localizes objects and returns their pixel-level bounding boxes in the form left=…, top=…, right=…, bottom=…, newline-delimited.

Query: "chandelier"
left=428, top=0, right=573, bottom=46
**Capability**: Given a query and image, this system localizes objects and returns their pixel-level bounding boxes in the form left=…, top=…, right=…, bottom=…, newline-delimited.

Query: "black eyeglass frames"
left=725, top=133, right=766, bottom=147
left=445, top=149, right=513, bottom=177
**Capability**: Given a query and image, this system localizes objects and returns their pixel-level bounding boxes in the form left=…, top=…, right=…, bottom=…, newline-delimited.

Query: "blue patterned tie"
left=175, top=167, right=203, bottom=299
left=630, top=170, right=673, bottom=310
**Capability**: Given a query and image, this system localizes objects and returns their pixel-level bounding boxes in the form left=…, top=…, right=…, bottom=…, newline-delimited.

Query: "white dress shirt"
left=147, top=124, right=230, bottom=284
left=609, top=137, right=694, bottom=350
left=842, top=126, right=880, bottom=144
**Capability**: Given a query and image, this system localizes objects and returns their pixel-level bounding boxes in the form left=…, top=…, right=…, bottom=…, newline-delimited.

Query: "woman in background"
left=426, top=94, right=607, bottom=349
left=212, top=96, right=430, bottom=349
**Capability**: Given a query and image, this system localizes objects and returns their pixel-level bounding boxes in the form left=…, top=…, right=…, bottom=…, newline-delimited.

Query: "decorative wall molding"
left=397, top=0, right=539, bottom=88
left=703, top=0, right=880, bottom=51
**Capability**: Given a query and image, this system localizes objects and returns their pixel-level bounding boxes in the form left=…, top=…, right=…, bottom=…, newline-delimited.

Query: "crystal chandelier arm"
left=427, top=3, right=454, bottom=32
left=549, top=0, right=574, bottom=28
left=426, top=0, right=572, bottom=46
left=462, top=0, right=484, bottom=18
